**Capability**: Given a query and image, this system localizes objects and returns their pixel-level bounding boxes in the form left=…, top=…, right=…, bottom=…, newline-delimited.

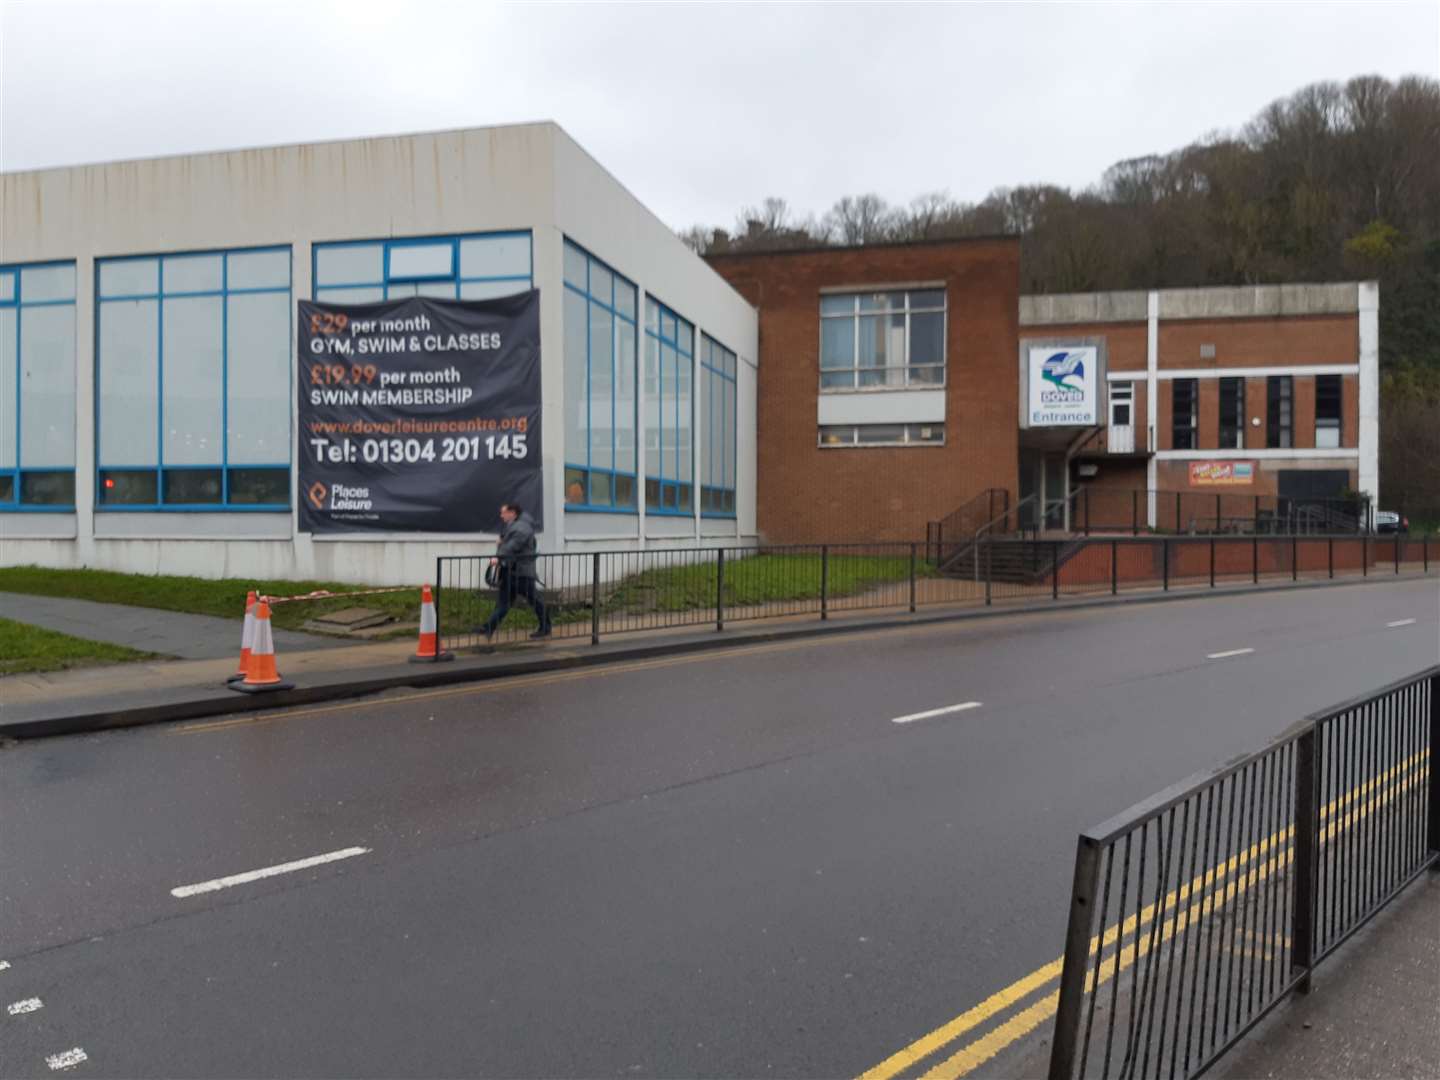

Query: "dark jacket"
left=495, top=512, right=539, bottom=578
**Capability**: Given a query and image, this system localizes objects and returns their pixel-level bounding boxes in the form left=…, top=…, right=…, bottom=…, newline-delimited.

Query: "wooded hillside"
left=681, top=76, right=1440, bottom=512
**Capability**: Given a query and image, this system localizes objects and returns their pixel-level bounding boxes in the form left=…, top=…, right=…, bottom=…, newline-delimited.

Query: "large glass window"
left=0, top=263, right=77, bottom=508
left=644, top=298, right=694, bottom=515
left=700, top=335, right=737, bottom=517
left=1266, top=376, right=1293, bottom=449
left=819, top=289, right=945, bottom=391
left=1171, top=379, right=1198, bottom=451
left=1219, top=377, right=1244, bottom=449
left=1315, top=375, right=1342, bottom=449
left=563, top=241, right=637, bottom=512
left=313, top=232, right=532, bottom=302
left=96, top=248, right=291, bottom=509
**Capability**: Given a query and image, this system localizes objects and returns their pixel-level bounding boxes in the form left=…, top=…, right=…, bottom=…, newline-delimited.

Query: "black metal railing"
left=432, top=535, right=1435, bottom=654
left=1070, top=489, right=1372, bottom=537
left=1049, top=667, right=1439, bottom=1080
left=926, top=488, right=1009, bottom=565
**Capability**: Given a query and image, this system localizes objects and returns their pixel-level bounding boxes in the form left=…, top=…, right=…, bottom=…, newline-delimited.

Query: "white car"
left=1374, top=510, right=1409, bottom=534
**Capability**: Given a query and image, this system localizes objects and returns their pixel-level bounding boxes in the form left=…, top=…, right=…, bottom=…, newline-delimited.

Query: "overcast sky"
left=2, top=1, right=1436, bottom=230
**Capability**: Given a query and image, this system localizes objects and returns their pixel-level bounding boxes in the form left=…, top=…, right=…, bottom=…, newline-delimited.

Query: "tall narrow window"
left=1171, top=379, right=1197, bottom=450
left=562, top=241, right=637, bottom=511
left=1315, top=375, right=1342, bottom=449
left=0, top=263, right=77, bottom=508
left=97, top=248, right=291, bottom=509
left=644, top=298, right=694, bottom=514
left=1219, top=377, right=1244, bottom=449
left=1109, top=381, right=1133, bottom=426
left=700, top=335, right=737, bottom=517
left=1266, top=376, right=1293, bottom=449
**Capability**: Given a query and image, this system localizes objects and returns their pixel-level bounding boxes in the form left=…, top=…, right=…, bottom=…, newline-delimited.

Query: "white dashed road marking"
left=0, top=960, right=9, bottom=972
left=171, top=846, right=371, bottom=898
left=1387, top=618, right=1417, bottom=628
left=891, top=701, right=983, bottom=725
left=46, top=1048, right=88, bottom=1071
left=1206, top=648, right=1255, bottom=660
left=7, top=997, right=43, bottom=1015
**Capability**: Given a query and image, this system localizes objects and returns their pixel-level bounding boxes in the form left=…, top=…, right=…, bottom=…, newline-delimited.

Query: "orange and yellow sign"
left=1189, top=461, right=1255, bottom=487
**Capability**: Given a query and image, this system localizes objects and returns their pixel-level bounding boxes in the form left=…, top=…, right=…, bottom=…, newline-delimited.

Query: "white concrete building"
left=0, top=123, right=760, bottom=585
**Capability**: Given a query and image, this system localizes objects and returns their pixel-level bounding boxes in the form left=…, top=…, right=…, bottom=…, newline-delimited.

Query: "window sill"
left=818, top=442, right=946, bottom=449
left=818, top=383, right=946, bottom=395
left=94, top=505, right=291, bottom=512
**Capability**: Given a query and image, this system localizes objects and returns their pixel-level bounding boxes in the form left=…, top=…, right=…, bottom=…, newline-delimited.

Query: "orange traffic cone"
left=226, top=590, right=258, bottom=684
left=229, top=600, right=294, bottom=693
left=409, top=584, right=454, bottom=663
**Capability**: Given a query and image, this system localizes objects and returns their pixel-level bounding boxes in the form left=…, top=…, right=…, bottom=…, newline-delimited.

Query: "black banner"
left=297, top=291, right=542, bottom=534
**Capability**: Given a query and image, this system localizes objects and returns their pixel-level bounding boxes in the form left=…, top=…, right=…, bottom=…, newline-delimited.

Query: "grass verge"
left=0, top=617, right=161, bottom=676
left=0, top=553, right=934, bottom=641
left=0, top=566, right=422, bottom=635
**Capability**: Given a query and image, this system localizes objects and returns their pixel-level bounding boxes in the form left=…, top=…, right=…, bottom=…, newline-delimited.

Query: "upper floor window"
left=1219, top=377, right=1244, bottom=450
left=819, top=289, right=944, bottom=391
left=0, top=263, right=77, bottom=509
left=96, top=248, right=291, bottom=509
left=314, top=232, right=532, bottom=302
left=1266, top=376, right=1293, bottom=449
left=1315, top=375, right=1342, bottom=449
left=1171, top=379, right=1198, bottom=450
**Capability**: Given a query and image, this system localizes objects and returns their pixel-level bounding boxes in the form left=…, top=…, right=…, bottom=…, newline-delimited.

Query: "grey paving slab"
left=1215, top=873, right=1439, bottom=1080
left=0, top=591, right=350, bottom=660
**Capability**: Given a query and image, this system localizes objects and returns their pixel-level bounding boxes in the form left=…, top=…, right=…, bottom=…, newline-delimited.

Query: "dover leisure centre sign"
left=1027, top=346, right=1100, bottom=427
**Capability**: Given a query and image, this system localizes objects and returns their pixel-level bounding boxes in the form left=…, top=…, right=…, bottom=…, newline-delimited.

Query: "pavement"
left=1213, top=871, right=1439, bottom=1080
left=0, top=591, right=359, bottom=660
left=0, top=576, right=1435, bottom=1077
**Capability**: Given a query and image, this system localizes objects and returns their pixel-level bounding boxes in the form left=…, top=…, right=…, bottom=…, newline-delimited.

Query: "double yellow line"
left=859, top=749, right=1430, bottom=1080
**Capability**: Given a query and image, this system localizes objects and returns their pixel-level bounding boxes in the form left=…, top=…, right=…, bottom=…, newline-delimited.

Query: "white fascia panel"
left=817, top=390, right=946, bottom=427
left=1154, top=449, right=1361, bottom=461
left=1129, top=364, right=1360, bottom=381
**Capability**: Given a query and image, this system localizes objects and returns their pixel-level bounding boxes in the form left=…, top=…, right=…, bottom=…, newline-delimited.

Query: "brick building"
left=708, top=241, right=1378, bottom=543
left=708, top=239, right=1021, bottom=542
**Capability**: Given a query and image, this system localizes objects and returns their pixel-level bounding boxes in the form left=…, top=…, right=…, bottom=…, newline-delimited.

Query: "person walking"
left=478, top=502, right=552, bottom=641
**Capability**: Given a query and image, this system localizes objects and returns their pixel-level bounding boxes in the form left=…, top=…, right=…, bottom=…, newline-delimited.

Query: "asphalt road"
left=1, top=580, right=1436, bottom=1079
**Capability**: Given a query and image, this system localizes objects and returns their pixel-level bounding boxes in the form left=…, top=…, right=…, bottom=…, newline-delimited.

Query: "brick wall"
left=707, top=239, right=1021, bottom=543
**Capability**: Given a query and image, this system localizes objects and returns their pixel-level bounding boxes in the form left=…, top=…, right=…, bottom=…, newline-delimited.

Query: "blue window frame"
left=95, top=247, right=292, bottom=510
left=700, top=335, right=738, bottom=517
left=563, top=240, right=637, bottom=513
left=313, top=232, right=532, bottom=303
left=643, top=297, right=694, bottom=515
left=0, top=262, right=77, bottom=510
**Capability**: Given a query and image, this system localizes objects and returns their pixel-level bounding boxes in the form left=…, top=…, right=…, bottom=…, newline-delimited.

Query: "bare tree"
left=822, top=193, right=894, bottom=245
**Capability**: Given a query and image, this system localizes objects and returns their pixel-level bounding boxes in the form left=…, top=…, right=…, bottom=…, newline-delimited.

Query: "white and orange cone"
left=409, top=584, right=454, bottom=663
left=226, top=590, right=258, bottom=684
left=229, top=600, right=295, bottom=693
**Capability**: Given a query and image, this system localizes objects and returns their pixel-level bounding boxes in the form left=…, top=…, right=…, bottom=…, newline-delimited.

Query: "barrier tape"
left=260, top=586, right=418, bottom=606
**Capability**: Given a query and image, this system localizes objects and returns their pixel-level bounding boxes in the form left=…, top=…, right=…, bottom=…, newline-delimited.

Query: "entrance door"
left=1044, top=455, right=1066, bottom=530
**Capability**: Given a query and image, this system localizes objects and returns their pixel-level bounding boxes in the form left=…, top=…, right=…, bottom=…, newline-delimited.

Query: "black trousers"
left=483, top=570, right=550, bottom=634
